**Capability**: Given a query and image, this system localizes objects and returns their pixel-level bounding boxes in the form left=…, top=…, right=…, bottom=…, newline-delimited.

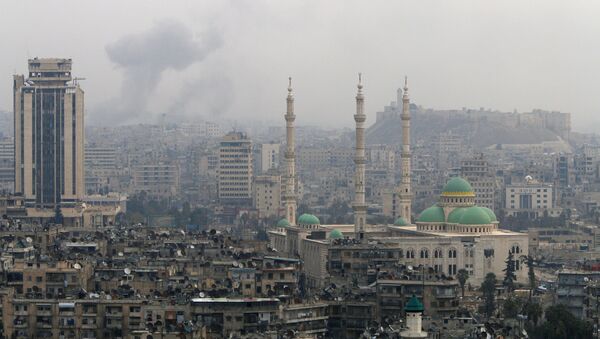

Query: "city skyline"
left=0, top=1, right=599, bottom=132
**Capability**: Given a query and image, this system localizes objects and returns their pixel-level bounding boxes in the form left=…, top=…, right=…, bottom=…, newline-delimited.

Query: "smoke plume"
left=97, top=20, right=223, bottom=124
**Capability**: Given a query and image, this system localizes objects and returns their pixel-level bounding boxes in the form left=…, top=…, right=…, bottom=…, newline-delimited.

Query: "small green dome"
left=417, top=205, right=445, bottom=223
left=459, top=206, right=492, bottom=225
left=394, top=217, right=409, bottom=226
left=329, top=229, right=343, bottom=239
left=442, top=177, right=474, bottom=196
left=405, top=294, right=424, bottom=312
left=276, top=218, right=291, bottom=228
left=297, top=213, right=320, bottom=225
left=481, top=207, right=497, bottom=222
left=447, top=207, right=467, bottom=223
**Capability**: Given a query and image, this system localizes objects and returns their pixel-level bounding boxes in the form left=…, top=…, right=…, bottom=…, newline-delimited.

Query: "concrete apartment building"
left=13, top=58, right=85, bottom=208
left=0, top=138, right=14, bottom=192
left=460, top=154, right=497, bottom=210
left=218, top=132, right=253, bottom=205
left=253, top=174, right=281, bottom=219
left=85, top=146, right=118, bottom=194
left=257, top=143, right=280, bottom=174
left=131, top=163, right=180, bottom=199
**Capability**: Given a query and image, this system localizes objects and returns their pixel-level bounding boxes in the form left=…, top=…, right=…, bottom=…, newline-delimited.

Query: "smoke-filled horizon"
left=1, top=1, right=600, bottom=131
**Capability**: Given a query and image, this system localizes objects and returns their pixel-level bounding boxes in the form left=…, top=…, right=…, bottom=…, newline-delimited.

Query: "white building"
left=505, top=177, right=562, bottom=218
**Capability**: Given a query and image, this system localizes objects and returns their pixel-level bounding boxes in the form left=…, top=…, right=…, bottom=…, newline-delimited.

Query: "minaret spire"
left=397, top=76, right=413, bottom=222
left=353, top=73, right=367, bottom=240
left=283, top=77, right=297, bottom=225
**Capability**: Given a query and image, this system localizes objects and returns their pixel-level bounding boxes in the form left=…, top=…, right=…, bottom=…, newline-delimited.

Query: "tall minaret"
left=398, top=77, right=412, bottom=222
left=353, top=73, right=367, bottom=240
left=283, top=77, right=297, bottom=225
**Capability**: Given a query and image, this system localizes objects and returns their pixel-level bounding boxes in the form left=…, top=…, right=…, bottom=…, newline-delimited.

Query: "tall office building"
left=218, top=132, right=253, bottom=205
left=13, top=58, right=85, bottom=208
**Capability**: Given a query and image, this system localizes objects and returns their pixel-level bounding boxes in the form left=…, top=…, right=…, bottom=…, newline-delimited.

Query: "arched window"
left=448, top=248, right=457, bottom=258
left=420, top=248, right=429, bottom=259
left=406, top=249, right=415, bottom=259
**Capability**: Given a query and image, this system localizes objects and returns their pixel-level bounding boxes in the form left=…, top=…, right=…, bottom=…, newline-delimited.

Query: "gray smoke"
left=98, top=20, right=223, bottom=124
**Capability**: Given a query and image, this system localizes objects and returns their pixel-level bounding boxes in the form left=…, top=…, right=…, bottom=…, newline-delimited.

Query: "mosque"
left=269, top=75, right=528, bottom=289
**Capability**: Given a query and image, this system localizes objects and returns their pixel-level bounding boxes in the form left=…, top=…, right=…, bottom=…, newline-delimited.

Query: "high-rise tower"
left=283, top=77, right=297, bottom=225
left=397, top=77, right=412, bottom=222
left=13, top=58, right=84, bottom=208
left=353, top=74, right=367, bottom=240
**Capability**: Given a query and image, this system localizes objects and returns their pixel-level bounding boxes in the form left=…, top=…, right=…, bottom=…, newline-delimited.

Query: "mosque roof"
left=276, top=218, right=291, bottom=228
left=329, top=229, right=343, bottom=239
left=405, top=294, right=424, bottom=312
left=441, top=177, right=475, bottom=196
left=481, top=207, right=497, bottom=222
left=447, top=207, right=467, bottom=223
left=297, top=213, right=320, bottom=225
left=459, top=206, right=492, bottom=225
left=393, top=217, right=409, bottom=226
left=417, top=205, right=445, bottom=223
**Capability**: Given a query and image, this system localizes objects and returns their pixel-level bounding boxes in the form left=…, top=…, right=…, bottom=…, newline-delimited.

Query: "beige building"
left=505, top=178, right=562, bottom=218
left=13, top=58, right=85, bottom=208
left=460, top=154, right=497, bottom=210
left=132, top=163, right=180, bottom=199
left=218, top=132, right=253, bottom=205
left=253, top=174, right=281, bottom=219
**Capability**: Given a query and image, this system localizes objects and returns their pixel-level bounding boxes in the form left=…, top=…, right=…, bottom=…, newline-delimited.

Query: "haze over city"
left=1, top=1, right=600, bottom=130
left=2, top=2, right=600, bottom=339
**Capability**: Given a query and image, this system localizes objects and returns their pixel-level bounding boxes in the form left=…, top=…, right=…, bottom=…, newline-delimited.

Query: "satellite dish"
left=118, top=252, right=124, bottom=257
left=176, top=250, right=182, bottom=257
left=25, top=237, right=32, bottom=243
left=407, top=266, right=414, bottom=271
left=233, top=261, right=239, bottom=268
left=73, top=263, right=82, bottom=270
left=124, top=267, right=132, bottom=275
left=189, top=245, right=195, bottom=249
left=199, top=292, right=205, bottom=298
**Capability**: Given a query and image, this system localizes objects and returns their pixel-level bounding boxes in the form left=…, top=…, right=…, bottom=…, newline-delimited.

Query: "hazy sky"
left=1, top=1, right=599, bottom=131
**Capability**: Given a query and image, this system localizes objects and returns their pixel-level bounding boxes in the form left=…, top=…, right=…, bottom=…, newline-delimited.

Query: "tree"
left=502, top=295, right=523, bottom=319
left=529, top=304, right=593, bottom=339
left=457, top=269, right=469, bottom=298
left=481, top=273, right=497, bottom=318
left=524, top=302, right=543, bottom=326
left=54, top=205, right=64, bottom=225
left=503, top=251, right=517, bottom=292
left=521, top=255, right=536, bottom=298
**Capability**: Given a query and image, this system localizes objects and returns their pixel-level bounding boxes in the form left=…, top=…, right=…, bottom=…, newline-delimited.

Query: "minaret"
left=401, top=295, right=428, bottom=338
left=353, top=73, right=367, bottom=240
left=397, top=77, right=412, bottom=222
left=283, top=77, right=297, bottom=225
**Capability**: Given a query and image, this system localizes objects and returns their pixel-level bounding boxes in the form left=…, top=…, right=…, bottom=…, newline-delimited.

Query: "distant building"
left=505, top=178, right=562, bottom=218
left=253, top=174, right=281, bottom=218
left=132, top=163, right=180, bottom=199
left=259, top=143, right=280, bottom=174
left=13, top=58, right=84, bottom=208
left=0, top=138, right=14, bottom=192
left=218, top=132, right=253, bottom=205
left=460, top=154, right=497, bottom=210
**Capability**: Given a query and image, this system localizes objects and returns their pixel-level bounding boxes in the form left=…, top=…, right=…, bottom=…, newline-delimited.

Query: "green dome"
left=417, top=205, right=445, bottom=223
left=459, top=206, right=492, bottom=225
left=329, top=229, right=343, bottom=239
left=276, top=218, right=291, bottom=228
left=481, top=207, right=497, bottom=222
left=405, top=294, right=424, bottom=312
left=394, top=217, right=409, bottom=226
left=297, top=213, right=320, bottom=225
left=447, top=207, right=467, bottom=223
left=442, top=177, right=474, bottom=196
